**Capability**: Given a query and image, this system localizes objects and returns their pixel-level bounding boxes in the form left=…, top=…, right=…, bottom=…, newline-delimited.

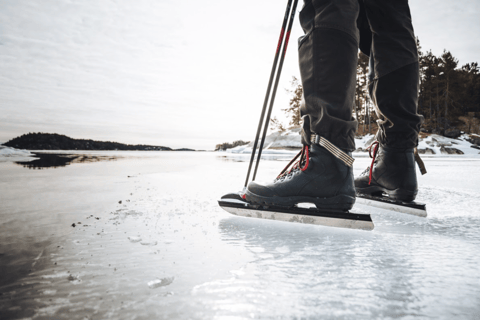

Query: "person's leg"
left=355, top=0, right=422, bottom=201
left=364, top=0, right=421, bottom=147
left=298, top=0, right=359, bottom=152
left=245, top=0, right=360, bottom=210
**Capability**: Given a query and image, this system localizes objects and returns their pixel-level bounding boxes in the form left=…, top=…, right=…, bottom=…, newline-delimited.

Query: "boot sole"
left=245, top=190, right=355, bottom=211
left=356, top=186, right=417, bottom=202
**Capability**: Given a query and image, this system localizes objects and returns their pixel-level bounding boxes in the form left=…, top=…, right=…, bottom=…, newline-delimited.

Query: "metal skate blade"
left=218, top=198, right=374, bottom=231
left=356, top=194, right=427, bottom=217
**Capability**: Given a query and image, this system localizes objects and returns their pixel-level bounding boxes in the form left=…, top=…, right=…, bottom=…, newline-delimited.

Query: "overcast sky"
left=1, top=0, right=479, bottom=149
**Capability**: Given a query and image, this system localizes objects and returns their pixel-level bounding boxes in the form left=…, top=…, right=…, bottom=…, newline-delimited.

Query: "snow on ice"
left=0, top=145, right=37, bottom=162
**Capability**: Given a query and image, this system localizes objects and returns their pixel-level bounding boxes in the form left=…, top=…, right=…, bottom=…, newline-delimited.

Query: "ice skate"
left=219, top=136, right=374, bottom=231
left=245, top=141, right=355, bottom=211
left=355, top=141, right=427, bottom=217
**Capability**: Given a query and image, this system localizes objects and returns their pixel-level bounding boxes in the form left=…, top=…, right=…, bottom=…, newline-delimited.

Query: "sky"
left=1, top=0, right=479, bottom=150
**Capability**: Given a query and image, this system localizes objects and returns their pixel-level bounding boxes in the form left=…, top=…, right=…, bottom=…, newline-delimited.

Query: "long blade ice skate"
left=218, top=197, right=374, bottom=231
left=356, top=193, right=427, bottom=217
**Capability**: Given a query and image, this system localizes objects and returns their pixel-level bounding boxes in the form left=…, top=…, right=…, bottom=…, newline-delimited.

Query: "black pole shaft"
left=243, top=0, right=294, bottom=188
left=252, top=0, right=298, bottom=182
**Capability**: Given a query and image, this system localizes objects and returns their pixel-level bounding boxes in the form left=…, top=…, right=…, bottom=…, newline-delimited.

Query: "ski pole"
left=244, top=0, right=295, bottom=187
left=252, top=0, right=298, bottom=182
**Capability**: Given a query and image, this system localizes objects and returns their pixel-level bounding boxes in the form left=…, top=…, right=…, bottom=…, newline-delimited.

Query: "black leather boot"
left=355, top=142, right=418, bottom=202
left=245, top=141, right=356, bottom=211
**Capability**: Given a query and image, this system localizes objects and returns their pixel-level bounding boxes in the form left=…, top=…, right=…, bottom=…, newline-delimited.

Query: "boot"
left=245, top=141, right=356, bottom=211
left=355, top=142, right=418, bottom=202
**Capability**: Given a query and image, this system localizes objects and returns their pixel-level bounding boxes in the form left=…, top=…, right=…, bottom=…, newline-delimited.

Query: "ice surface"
left=0, top=151, right=479, bottom=319
left=148, top=277, right=175, bottom=289
left=128, top=236, right=142, bottom=243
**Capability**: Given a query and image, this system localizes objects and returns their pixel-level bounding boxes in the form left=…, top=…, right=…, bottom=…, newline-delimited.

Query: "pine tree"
left=439, top=50, right=460, bottom=131
left=417, top=44, right=480, bottom=134
left=356, top=52, right=370, bottom=133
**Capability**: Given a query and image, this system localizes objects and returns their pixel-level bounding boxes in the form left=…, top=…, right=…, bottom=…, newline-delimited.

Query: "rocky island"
left=2, top=133, right=193, bottom=151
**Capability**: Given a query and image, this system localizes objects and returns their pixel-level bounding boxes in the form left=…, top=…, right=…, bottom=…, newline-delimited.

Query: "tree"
left=419, top=50, right=442, bottom=132
left=417, top=42, right=480, bottom=134
left=277, top=39, right=480, bottom=136
left=460, top=62, right=480, bottom=115
left=282, top=76, right=303, bottom=127
left=270, top=116, right=286, bottom=133
left=356, top=52, right=372, bottom=134
left=439, top=50, right=460, bottom=131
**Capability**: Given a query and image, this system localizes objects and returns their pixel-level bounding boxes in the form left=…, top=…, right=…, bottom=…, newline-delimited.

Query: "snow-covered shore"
left=223, top=129, right=480, bottom=157
left=1, top=130, right=479, bottom=163
left=0, top=145, right=37, bottom=162
left=223, top=128, right=302, bottom=155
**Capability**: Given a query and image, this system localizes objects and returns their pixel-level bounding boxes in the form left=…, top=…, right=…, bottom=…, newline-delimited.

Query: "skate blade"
left=220, top=191, right=244, bottom=201
left=356, top=193, right=427, bottom=217
left=218, top=198, right=374, bottom=231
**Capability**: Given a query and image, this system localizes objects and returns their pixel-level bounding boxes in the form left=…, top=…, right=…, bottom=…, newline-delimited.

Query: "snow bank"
left=225, top=145, right=298, bottom=155
left=0, top=145, right=36, bottom=162
left=224, top=129, right=480, bottom=157
left=354, top=134, right=376, bottom=150
left=255, top=127, right=303, bottom=149
left=243, top=127, right=303, bottom=149
left=225, top=128, right=302, bottom=155
left=417, top=134, right=479, bottom=156
left=225, top=130, right=376, bottom=155
left=226, top=144, right=298, bottom=155
left=353, top=133, right=479, bottom=156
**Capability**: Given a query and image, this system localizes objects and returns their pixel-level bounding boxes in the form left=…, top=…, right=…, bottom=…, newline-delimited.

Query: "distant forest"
left=272, top=38, right=480, bottom=137
left=355, top=38, right=479, bottom=136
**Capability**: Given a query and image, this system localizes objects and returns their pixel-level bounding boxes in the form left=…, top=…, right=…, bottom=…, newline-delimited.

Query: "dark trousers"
left=298, top=0, right=422, bottom=151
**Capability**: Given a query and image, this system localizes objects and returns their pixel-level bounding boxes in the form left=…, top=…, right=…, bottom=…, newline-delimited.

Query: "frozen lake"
left=0, top=151, right=479, bottom=319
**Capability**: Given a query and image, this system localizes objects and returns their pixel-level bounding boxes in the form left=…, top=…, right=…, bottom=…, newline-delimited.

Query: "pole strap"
left=310, top=134, right=355, bottom=167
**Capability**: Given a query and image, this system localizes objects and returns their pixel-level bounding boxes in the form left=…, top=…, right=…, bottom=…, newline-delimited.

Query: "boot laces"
left=275, top=145, right=310, bottom=181
left=365, top=141, right=379, bottom=185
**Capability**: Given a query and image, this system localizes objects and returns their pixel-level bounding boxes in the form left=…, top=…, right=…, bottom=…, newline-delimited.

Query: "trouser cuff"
left=376, top=131, right=419, bottom=149
left=301, top=115, right=357, bottom=152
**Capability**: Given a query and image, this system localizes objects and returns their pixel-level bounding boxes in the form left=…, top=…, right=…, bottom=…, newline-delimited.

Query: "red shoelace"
left=366, top=141, right=379, bottom=185
left=276, top=145, right=310, bottom=180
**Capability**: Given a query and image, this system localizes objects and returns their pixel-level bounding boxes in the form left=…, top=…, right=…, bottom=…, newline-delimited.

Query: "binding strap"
left=310, top=134, right=354, bottom=167
left=414, top=148, right=427, bottom=175
left=365, top=141, right=427, bottom=178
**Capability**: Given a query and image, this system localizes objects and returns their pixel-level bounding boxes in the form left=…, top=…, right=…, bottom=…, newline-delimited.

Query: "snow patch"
left=354, top=134, right=376, bottom=150
left=128, top=236, right=142, bottom=243
left=0, top=145, right=36, bottom=162
left=225, top=128, right=301, bottom=155
left=418, top=134, right=479, bottom=156
left=147, top=277, right=174, bottom=289
left=224, top=129, right=479, bottom=157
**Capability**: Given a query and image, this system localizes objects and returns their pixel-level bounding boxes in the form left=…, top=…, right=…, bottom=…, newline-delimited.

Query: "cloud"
left=1, top=0, right=478, bottom=148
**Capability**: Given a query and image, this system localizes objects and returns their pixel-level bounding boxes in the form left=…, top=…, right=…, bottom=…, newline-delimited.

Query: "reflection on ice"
left=15, top=152, right=120, bottom=169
